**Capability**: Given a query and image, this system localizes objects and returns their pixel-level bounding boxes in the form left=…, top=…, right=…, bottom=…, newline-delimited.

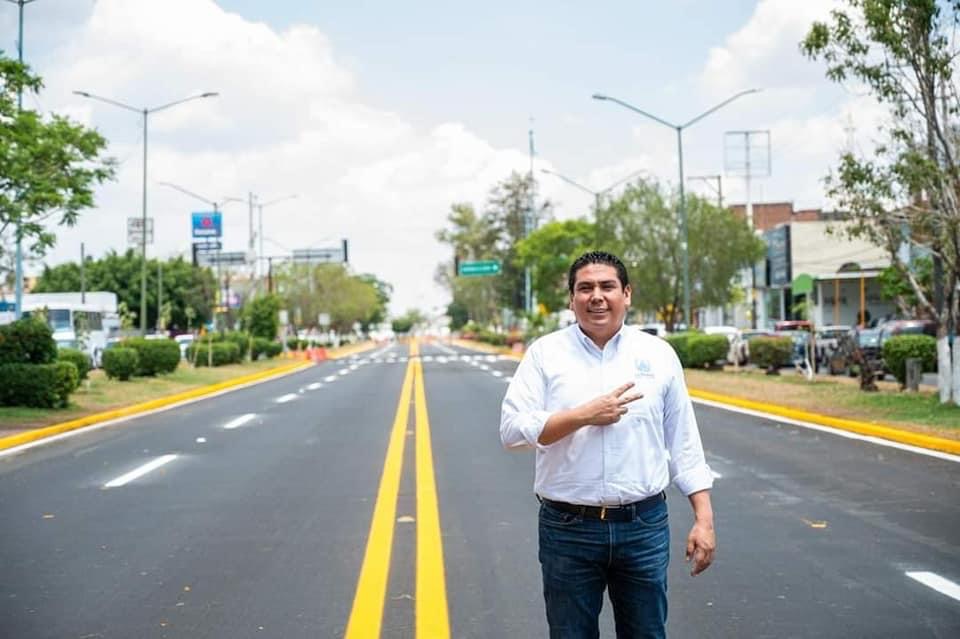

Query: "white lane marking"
left=337, top=369, right=350, bottom=376
left=435, top=343, right=458, bottom=355
left=324, top=375, right=337, bottom=382
left=711, top=470, right=723, bottom=479
left=491, top=370, right=503, bottom=378
left=104, top=455, right=177, bottom=488
left=306, top=382, right=323, bottom=390
left=906, top=572, right=960, bottom=602
left=387, top=358, right=397, bottom=364
left=349, top=364, right=359, bottom=370
left=480, top=364, right=490, bottom=371
left=691, top=397, right=960, bottom=463
left=223, top=413, right=257, bottom=430
left=373, top=358, right=383, bottom=363
left=472, top=355, right=483, bottom=361
left=460, top=356, right=471, bottom=362
left=436, top=356, right=447, bottom=364
left=485, top=355, right=497, bottom=362
left=196, top=437, right=207, bottom=444
left=504, top=376, right=513, bottom=382
left=276, top=393, right=298, bottom=403
left=422, top=355, right=434, bottom=362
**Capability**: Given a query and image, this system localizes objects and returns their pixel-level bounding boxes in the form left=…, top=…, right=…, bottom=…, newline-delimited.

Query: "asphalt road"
left=0, top=340, right=957, bottom=638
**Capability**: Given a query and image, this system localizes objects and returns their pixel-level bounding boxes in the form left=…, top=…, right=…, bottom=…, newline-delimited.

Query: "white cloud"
left=28, top=0, right=534, bottom=315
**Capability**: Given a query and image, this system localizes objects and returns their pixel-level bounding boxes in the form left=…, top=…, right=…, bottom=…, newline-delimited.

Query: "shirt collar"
left=574, top=322, right=627, bottom=355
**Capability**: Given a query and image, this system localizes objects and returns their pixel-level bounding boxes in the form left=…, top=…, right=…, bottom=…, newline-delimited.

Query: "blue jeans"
left=538, top=499, right=669, bottom=639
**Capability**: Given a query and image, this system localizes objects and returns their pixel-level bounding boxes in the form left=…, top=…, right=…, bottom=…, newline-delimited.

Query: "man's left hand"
left=685, top=521, right=716, bottom=576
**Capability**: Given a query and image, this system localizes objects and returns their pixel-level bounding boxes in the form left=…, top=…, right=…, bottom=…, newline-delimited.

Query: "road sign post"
left=458, top=260, right=501, bottom=277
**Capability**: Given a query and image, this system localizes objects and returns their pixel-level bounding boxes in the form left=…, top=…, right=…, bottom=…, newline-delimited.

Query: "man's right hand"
left=579, top=382, right=644, bottom=425
left=538, top=382, right=643, bottom=445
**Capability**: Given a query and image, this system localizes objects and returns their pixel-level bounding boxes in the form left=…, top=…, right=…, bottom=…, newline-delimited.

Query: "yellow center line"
left=344, top=358, right=415, bottom=639
left=414, top=355, right=450, bottom=638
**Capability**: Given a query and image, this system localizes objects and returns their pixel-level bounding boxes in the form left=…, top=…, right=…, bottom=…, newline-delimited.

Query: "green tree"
left=515, top=219, right=596, bottom=312
left=877, top=255, right=933, bottom=317
left=358, top=273, right=393, bottom=330
left=33, top=250, right=215, bottom=331
left=597, top=180, right=764, bottom=331
left=273, top=262, right=380, bottom=334
left=435, top=202, right=502, bottom=326
left=243, top=293, right=281, bottom=340
left=391, top=308, right=425, bottom=334
left=802, top=0, right=960, bottom=403
left=0, top=55, right=114, bottom=264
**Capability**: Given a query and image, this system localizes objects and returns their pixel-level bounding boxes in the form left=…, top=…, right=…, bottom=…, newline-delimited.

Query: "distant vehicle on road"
left=19, top=292, right=118, bottom=368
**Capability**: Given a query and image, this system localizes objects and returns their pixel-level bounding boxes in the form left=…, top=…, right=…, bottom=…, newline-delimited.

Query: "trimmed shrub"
left=125, top=338, right=181, bottom=376
left=58, top=347, right=91, bottom=381
left=749, top=336, right=793, bottom=373
left=251, top=337, right=272, bottom=360
left=0, top=362, right=76, bottom=408
left=0, top=316, right=57, bottom=365
left=665, top=332, right=698, bottom=367
left=265, top=341, right=283, bottom=358
left=103, top=347, right=139, bottom=381
left=883, top=334, right=937, bottom=387
left=686, top=334, right=731, bottom=368
left=190, top=341, right=241, bottom=366
left=53, top=361, right=79, bottom=406
left=221, top=331, right=251, bottom=360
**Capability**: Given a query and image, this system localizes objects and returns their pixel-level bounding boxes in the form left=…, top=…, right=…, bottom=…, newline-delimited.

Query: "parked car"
left=702, top=326, right=748, bottom=365
left=878, top=319, right=936, bottom=345
left=777, top=330, right=815, bottom=368
left=739, top=329, right=778, bottom=363
left=815, top=324, right=852, bottom=369
left=829, top=327, right=884, bottom=376
left=774, top=319, right=812, bottom=332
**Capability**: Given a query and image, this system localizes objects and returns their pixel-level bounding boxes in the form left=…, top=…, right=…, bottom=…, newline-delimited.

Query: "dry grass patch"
left=684, top=367, right=960, bottom=441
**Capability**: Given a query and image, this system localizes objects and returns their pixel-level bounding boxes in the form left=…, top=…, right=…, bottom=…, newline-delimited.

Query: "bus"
left=19, top=292, right=118, bottom=367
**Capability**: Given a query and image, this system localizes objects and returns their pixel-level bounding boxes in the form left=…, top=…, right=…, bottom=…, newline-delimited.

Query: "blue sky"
left=2, top=0, right=873, bottom=315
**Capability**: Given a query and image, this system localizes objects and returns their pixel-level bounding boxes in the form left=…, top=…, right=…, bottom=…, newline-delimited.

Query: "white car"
left=703, top=326, right=748, bottom=365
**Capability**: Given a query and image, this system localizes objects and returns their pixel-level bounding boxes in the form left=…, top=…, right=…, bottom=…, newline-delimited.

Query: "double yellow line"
left=345, top=340, right=450, bottom=638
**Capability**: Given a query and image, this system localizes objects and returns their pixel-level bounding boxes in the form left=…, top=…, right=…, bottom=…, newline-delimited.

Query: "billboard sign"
left=192, top=212, right=222, bottom=238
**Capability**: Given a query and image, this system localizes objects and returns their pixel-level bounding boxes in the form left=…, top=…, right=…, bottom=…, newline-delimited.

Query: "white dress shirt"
left=500, top=323, right=713, bottom=505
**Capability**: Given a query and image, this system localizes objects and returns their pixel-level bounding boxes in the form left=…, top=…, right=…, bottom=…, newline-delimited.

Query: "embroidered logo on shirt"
left=635, top=359, right=654, bottom=376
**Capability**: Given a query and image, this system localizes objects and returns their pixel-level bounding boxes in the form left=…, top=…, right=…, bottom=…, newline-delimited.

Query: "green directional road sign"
left=458, top=260, right=502, bottom=277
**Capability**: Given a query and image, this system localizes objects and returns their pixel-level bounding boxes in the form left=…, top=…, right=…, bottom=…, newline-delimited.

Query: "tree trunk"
left=936, top=333, right=952, bottom=403
left=952, top=336, right=960, bottom=406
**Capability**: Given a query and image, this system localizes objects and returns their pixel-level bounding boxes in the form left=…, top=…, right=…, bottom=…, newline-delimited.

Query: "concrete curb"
left=688, top=388, right=960, bottom=455
left=0, top=360, right=315, bottom=453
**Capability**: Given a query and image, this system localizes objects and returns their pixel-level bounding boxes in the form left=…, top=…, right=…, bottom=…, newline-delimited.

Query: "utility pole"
left=9, top=0, right=38, bottom=320
left=80, top=242, right=86, bottom=304
left=157, top=260, right=162, bottom=333
left=526, top=121, right=536, bottom=316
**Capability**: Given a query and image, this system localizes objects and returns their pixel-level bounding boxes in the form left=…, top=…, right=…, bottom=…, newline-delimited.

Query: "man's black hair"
left=567, top=251, right=629, bottom=294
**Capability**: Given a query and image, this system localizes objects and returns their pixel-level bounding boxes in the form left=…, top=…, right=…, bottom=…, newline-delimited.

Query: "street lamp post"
left=540, top=167, right=649, bottom=224
left=6, top=0, right=38, bottom=320
left=73, top=90, right=218, bottom=334
left=592, top=89, right=759, bottom=327
left=158, top=181, right=243, bottom=331
left=255, top=194, right=297, bottom=292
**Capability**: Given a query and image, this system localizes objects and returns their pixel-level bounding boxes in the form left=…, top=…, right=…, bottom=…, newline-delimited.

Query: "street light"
left=592, top=89, right=759, bottom=327
left=6, top=0, right=39, bottom=320
left=540, top=167, right=649, bottom=221
left=73, top=90, right=219, bottom=334
left=158, top=181, right=242, bottom=331
left=255, top=194, right=297, bottom=291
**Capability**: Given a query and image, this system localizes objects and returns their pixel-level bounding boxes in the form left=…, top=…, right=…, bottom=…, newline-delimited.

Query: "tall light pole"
left=158, top=181, right=242, bottom=330
left=540, top=167, right=649, bottom=222
left=7, top=0, right=38, bottom=319
left=592, top=89, right=759, bottom=327
left=74, top=90, right=218, bottom=334
left=255, top=194, right=297, bottom=291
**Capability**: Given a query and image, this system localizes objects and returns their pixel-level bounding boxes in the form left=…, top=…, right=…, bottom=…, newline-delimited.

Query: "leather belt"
left=540, top=492, right=665, bottom=522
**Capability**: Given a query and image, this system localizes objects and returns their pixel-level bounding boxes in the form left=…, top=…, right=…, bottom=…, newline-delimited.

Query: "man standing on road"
left=500, top=251, right=716, bottom=638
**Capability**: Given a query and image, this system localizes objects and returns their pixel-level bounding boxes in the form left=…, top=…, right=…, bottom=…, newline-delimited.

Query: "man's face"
left=569, top=263, right=631, bottom=342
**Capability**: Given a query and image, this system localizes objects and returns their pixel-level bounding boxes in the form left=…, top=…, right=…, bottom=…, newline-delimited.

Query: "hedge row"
left=103, top=347, right=139, bottom=381
left=0, top=317, right=56, bottom=365
left=187, top=341, right=242, bottom=367
left=883, top=334, right=937, bottom=387
left=664, top=332, right=730, bottom=368
left=748, top=337, right=794, bottom=372
left=58, top=347, right=91, bottom=381
left=0, top=361, right=78, bottom=408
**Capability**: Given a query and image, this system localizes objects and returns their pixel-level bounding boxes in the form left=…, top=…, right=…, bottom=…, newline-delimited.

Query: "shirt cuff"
left=672, top=463, right=715, bottom=496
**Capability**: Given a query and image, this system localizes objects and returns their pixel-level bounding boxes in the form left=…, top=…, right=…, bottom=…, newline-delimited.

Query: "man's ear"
left=624, top=285, right=632, bottom=303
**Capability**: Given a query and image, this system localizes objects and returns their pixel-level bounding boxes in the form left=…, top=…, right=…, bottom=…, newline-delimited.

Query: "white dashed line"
left=324, top=375, right=337, bottom=382
left=436, top=356, right=448, bottom=364
left=485, top=355, right=497, bottom=362
left=337, top=369, right=350, bottom=376
left=306, top=382, right=323, bottom=390
left=104, top=455, right=177, bottom=488
left=276, top=393, right=298, bottom=403
left=423, top=355, right=434, bottom=362
left=196, top=437, right=207, bottom=444
left=906, top=572, right=960, bottom=602
left=711, top=470, right=723, bottom=479
left=223, top=414, right=257, bottom=430
left=480, top=364, right=490, bottom=371
left=491, top=370, right=503, bottom=377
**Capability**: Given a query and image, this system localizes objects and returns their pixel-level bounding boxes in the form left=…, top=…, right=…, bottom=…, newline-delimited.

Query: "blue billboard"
left=192, top=211, right=222, bottom=238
